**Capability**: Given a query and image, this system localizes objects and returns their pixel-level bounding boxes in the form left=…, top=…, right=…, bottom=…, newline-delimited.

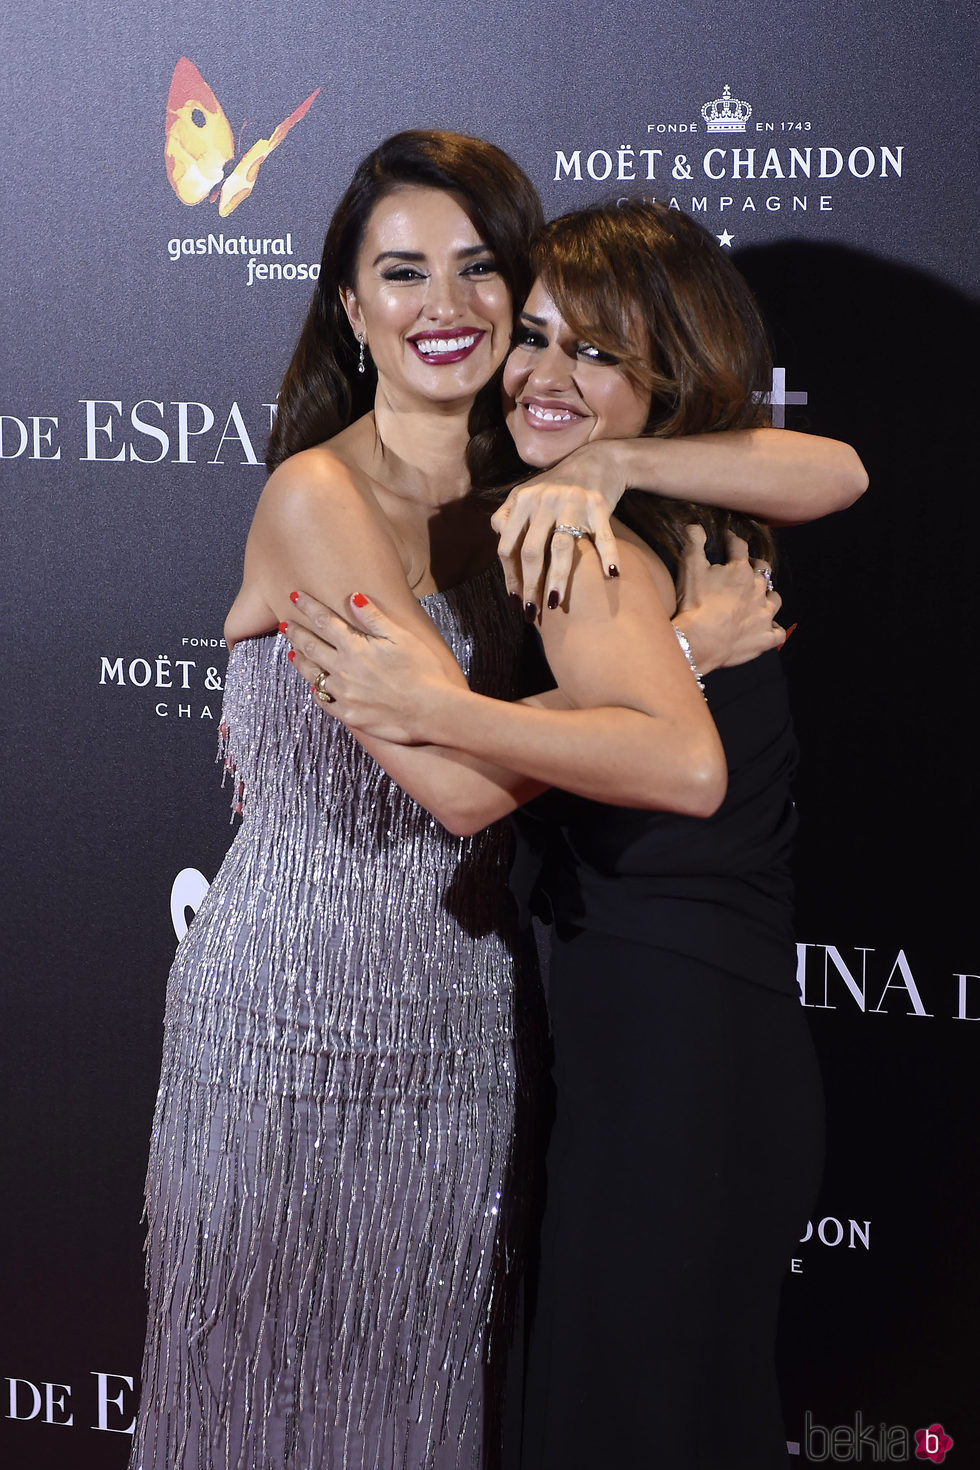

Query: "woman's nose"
left=422, top=271, right=466, bottom=322
left=527, top=343, right=573, bottom=391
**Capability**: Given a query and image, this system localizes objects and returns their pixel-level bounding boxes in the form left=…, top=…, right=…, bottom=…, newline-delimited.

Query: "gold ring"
left=313, top=672, right=335, bottom=704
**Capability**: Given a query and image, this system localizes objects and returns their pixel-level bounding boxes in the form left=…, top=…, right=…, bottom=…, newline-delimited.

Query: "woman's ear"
left=339, top=287, right=364, bottom=341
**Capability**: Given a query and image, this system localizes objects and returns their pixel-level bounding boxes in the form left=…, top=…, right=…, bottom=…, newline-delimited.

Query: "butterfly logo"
left=164, top=57, right=319, bottom=217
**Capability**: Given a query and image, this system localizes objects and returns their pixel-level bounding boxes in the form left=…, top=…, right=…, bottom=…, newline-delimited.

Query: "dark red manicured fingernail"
left=289, top=591, right=299, bottom=604
left=608, top=564, right=620, bottom=578
left=509, top=592, right=522, bottom=611
left=352, top=592, right=369, bottom=607
left=279, top=621, right=289, bottom=635
left=524, top=601, right=537, bottom=623
left=288, top=649, right=295, bottom=662
left=547, top=589, right=560, bottom=610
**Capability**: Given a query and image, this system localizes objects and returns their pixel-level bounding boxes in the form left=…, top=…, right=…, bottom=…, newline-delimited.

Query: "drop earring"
left=357, top=333, right=366, bottom=374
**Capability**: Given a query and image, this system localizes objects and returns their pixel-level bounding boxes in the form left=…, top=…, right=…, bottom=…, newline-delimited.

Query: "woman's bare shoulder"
left=609, top=515, right=660, bottom=558
left=602, top=518, right=677, bottom=607
left=249, top=446, right=397, bottom=563
left=258, top=443, right=368, bottom=514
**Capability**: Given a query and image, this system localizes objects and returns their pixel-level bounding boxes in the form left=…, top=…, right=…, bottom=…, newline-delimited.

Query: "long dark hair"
left=265, top=130, right=543, bottom=485
left=529, top=200, right=777, bottom=565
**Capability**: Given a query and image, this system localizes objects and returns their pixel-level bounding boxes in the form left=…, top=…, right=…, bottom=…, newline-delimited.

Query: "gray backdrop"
left=2, top=1, right=976, bottom=1465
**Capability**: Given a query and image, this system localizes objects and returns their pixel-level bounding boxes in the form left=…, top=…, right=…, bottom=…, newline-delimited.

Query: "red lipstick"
left=408, top=329, right=485, bottom=365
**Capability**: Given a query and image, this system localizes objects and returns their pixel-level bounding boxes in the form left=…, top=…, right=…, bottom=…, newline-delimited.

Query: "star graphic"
left=716, top=229, right=734, bottom=248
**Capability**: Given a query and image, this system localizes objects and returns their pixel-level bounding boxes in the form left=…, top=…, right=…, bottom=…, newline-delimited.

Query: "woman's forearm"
left=405, top=683, right=725, bottom=817
left=598, top=429, right=867, bottom=524
left=493, top=429, right=867, bottom=605
left=346, top=726, right=544, bottom=837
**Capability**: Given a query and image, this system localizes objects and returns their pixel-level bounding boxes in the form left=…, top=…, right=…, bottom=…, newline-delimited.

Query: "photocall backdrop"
left=2, top=1, right=976, bottom=1465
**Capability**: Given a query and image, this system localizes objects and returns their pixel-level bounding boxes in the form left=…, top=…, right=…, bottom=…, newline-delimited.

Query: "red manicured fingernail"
left=783, top=622, right=798, bottom=644
left=608, top=564, right=620, bottom=578
left=288, top=649, right=295, bottom=662
left=279, top=622, right=289, bottom=635
left=547, top=589, right=560, bottom=610
left=352, top=592, right=369, bottom=607
left=289, top=591, right=300, bottom=604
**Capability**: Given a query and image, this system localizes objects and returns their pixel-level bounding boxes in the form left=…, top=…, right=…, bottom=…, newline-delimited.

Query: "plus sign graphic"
left=764, top=367, right=808, bottom=427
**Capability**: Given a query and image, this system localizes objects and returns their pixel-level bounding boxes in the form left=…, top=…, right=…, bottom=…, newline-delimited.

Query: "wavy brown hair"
left=528, top=200, right=777, bottom=566
left=265, top=130, right=542, bottom=486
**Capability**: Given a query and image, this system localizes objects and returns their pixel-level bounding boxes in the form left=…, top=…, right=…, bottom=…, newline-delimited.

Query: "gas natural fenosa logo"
left=165, top=57, right=319, bottom=217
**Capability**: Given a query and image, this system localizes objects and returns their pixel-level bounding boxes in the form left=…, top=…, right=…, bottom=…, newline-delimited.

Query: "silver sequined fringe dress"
left=130, top=566, right=542, bottom=1470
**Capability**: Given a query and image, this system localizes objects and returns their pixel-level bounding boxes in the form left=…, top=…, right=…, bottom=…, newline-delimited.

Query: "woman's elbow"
left=439, top=810, right=486, bottom=839
left=777, top=440, right=869, bottom=524
left=810, top=441, right=868, bottom=516
left=673, top=756, right=727, bottom=819
left=688, top=764, right=727, bottom=818
left=663, top=737, right=727, bottom=818
left=837, top=445, right=869, bottom=509
left=633, top=750, right=726, bottom=818
left=434, top=797, right=500, bottom=839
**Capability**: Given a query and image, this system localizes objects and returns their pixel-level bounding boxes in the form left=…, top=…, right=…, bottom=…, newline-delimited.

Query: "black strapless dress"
left=512, top=649, right=825, bottom=1470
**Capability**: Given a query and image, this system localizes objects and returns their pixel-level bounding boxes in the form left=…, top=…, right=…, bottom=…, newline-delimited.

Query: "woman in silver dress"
left=131, top=131, right=864, bottom=1470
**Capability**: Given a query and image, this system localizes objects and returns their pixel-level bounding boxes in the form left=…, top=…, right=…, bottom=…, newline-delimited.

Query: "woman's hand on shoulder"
left=673, top=525, right=785, bottom=674
left=284, top=590, right=468, bottom=745
left=491, top=443, right=624, bottom=614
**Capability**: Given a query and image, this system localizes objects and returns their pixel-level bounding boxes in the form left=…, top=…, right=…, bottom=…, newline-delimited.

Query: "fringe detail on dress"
left=131, top=569, right=545, bottom=1470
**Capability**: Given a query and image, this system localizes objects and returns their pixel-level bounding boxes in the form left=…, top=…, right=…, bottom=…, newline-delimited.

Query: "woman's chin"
left=521, top=447, right=561, bottom=470
left=512, top=431, right=583, bottom=471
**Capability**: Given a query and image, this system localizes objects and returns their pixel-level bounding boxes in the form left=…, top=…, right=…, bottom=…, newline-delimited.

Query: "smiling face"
left=341, top=186, right=513, bottom=411
left=503, top=279, right=652, bottom=468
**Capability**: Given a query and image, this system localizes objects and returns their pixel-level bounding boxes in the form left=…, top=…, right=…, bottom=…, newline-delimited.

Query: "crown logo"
left=701, top=84, right=752, bottom=133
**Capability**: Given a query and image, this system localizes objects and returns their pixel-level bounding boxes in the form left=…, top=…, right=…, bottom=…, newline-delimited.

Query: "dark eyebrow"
left=371, top=243, right=493, bottom=267
left=518, top=311, right=547, bottom=325
left=372, top=250, right=425, bottom=266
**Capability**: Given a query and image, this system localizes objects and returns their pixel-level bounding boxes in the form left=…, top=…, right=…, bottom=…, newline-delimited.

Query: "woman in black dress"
left=288, top=200, right=828, bottom=1469
left=503, top=203, right=823, bottom=1470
